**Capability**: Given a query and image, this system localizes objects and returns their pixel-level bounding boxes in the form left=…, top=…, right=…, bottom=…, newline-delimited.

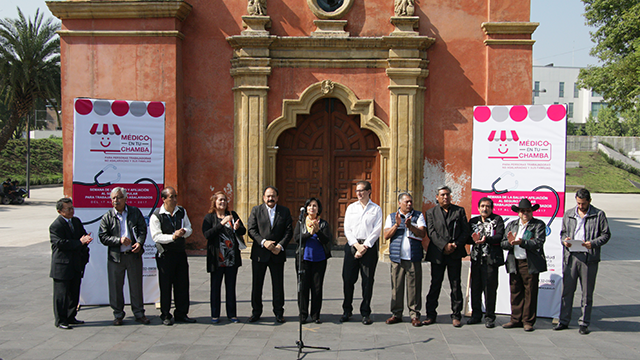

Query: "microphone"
left=299, top=206, right=306, bottom=222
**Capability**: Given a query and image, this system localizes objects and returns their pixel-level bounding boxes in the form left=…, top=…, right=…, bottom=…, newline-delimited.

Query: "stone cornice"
left=57, top=30, right=185, bottom=39
left=483, top=39, right=536, bottom=46
left=481, top=22, right=539, bottom=35
left=46, top=1, right=192, bottom=21
left=227, top=35, right=435, bottom=69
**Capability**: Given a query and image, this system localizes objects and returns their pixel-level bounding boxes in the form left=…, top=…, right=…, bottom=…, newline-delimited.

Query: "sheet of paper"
left=567, top=240, right=588, bottom=252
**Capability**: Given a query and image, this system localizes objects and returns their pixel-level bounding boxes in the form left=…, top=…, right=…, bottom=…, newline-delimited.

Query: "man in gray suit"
left=554, top=188, right=610, bottom=335
left=501, top=198, right=546, bottom=332
left=99, top=187, right=149, bottom=325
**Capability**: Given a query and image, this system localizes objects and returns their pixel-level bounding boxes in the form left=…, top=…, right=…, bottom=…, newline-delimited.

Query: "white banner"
left=470, top=104, right=567, bottom=318
left=72, top=98, right=165, bottom=306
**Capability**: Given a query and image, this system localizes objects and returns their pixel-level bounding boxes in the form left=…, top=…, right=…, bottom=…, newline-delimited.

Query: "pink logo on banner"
left=471, top=190, right=565, bottom=218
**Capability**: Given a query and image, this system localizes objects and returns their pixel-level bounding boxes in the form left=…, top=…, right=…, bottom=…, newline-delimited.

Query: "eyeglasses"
left=355, top=189, right=368, bottom=193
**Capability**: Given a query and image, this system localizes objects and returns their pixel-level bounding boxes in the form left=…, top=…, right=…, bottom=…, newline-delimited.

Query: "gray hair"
left=397, top=192, right=412, bottom=202
left=437, top=185, right=451, bottom=194
left=110, top=187, right=127, bottom=199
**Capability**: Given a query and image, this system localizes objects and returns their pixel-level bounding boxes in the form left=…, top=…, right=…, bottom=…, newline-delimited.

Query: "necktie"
left=68, top=219, right=74, bottom=233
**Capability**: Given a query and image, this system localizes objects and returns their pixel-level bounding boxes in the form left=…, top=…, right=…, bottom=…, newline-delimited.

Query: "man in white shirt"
left=150, top=187, right=195, bottom=325
left=383, top=193, right=426, bottom=327
left=341, top=180, right=382, bottom=325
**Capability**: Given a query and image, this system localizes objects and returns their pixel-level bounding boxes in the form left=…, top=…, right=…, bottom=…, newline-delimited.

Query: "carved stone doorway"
left=276, top=98, right=380, bottom=245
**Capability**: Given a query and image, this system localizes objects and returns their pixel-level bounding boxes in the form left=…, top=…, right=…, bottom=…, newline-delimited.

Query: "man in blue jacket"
left=554, top=188, right=610, bottom=335
left=383, top=193, right=426, bottom=327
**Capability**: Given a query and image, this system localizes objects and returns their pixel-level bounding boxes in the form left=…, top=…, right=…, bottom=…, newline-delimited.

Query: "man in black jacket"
left=467, top=197, right=505, bottom=328
left=423, top=186, right=470, bottom=327
left=99, top=187, right=149, bottom=325
left=50, top=198, right=92, bottom=329
left=150, top=187, right=194, bottom=325
left=247, top=186, right=293, bottom=323
left=501, top=198, right=546, bottom=332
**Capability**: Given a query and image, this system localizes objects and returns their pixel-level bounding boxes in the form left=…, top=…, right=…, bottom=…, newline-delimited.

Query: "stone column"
left=227, top=29, right=274, bottom=237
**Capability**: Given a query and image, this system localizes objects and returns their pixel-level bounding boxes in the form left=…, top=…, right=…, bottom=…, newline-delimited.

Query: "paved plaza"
left=0, top=187, right=638, bottom=359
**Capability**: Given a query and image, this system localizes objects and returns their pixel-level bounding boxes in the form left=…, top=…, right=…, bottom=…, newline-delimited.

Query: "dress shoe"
left=314, top=319, right=322, bottom=324
left=300, top=316, right=308, bottom=324
left=411, top=318, right=422, bottom=327
left=339, top=313, right=352, bottom=323
left=248, top=315, right=261, bottom=323
left=163, top=318, right=174, bottom=326
left=502, top=321, right=523, bottom=329
left=553, top=323, right=569, bottom=331
left=421, top=318, right=436, bottom=326
left=276, top=315, right=286, bottom=323
left=485, top=319, right=495, bottom=328
left=385, top=316, right=402, bottom=324
left=175, top=315, right=196, bottom=323
left=524, top=324, right=534, bottom=332
left=113, top=317, right=124, bottom=326
left=230, top=317, right=240, bottom=324
left=579, top=325, right=590, bottom=335
left=68, top=318, right=85, bottom=325
left=57, top=323, right=72, bottom=329
left=135, top=316, right=151, bottom=325
left=452, top=319, right=462, bottom=327
left=466, top=317, right=482, bottom=325
left=211, top=317, right=220, bottom=324
left=362, top=316, right=373, bottom=325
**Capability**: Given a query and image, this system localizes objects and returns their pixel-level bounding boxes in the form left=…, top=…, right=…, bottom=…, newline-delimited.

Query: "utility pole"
left=26, top=112, right=31, bottom=198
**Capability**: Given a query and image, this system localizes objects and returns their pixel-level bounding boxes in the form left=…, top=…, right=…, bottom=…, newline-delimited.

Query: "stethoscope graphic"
left=72, top=164, right=161, bottom=225
left=472, top=171, right=560, bottom=235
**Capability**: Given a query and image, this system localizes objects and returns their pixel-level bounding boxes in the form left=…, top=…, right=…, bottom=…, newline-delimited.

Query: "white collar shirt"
left=344, top=199, right=382, bottom=248
left=116, top=207, right=132, bottom=252
left=514, top=219, right=529, bottom=260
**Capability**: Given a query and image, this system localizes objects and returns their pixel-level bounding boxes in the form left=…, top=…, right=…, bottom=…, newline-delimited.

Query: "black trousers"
left=425, top=257, right=463, bottom=320
left=53, top=275, right=82, bottom=326
left=296, top=258, right=327, bottom=321
left=155, top=251, right=190, bottom=320
left=342, top=243, right=378, bottom=317
left=469, top=259, right=500, bottom=321
left=210, top=266, right=239, bottom=319
left=251, top=259, right=285, bottom=317
left=510, top=259, right=539, bottom=326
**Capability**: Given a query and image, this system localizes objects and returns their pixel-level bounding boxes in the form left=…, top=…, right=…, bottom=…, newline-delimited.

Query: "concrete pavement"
left=0, top=188, right=638, bottom=359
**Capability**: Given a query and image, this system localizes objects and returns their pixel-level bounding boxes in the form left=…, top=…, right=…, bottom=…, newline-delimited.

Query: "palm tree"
left=0, top=8, right=60, bottom=151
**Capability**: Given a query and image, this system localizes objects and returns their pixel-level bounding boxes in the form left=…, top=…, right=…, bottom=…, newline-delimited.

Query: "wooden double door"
left=276, top=98, right=380, bottom=245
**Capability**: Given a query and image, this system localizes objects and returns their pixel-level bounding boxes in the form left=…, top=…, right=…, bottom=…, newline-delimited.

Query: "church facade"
left=48, top=0, right=537, bottom=252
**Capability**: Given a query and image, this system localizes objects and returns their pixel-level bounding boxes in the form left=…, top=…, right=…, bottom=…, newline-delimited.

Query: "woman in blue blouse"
left=293, top=197, right=333, bottom=324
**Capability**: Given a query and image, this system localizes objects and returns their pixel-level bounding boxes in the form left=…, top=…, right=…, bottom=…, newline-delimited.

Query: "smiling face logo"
left=90, top=123, right=121, bottom=153
left=487, top=130, right=519, bottom=160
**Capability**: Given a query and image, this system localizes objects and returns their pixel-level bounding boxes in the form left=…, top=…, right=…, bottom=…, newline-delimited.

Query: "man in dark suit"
left=49, top=198, right=92, bottom=329
left=247, top=186, right=293, bottom=323
left=501, top=197, right=547, bottom=332
left=467, top=197, right=505, bottom=328
left=99, top=187, right=149, bottom=325
left=423, top=185, right=470, bottom=327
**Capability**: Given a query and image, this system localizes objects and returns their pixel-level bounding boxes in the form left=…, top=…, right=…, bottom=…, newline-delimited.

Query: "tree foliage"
left=584, top=107, right=640, bottom=136
left=0, top=8, right=60, bottom=152
left=578, top=0, right=640, bottom=112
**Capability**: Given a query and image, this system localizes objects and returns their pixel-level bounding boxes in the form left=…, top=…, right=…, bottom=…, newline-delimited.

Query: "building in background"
left=48, top=0, right=538, bottom=254
left=533, top=64, right=606, bottom=125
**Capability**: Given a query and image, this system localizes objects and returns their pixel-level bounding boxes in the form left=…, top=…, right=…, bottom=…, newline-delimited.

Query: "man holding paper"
left=554, top=188, right=610, bottom=335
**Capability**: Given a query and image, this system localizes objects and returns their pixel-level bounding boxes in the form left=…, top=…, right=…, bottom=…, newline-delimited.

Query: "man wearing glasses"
left=341, top=180, right=382, bottom=325
left=99, top=187, right=149, bottom=325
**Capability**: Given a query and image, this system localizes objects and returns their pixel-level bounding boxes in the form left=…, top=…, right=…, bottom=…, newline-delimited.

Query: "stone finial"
left=247, top=0, right=267, bottom=16
left=321, top=80, right=335, bottom=95
left=394, top=0, right=415, bottom=16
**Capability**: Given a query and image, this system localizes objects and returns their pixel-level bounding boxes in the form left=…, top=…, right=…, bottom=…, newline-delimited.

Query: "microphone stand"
left=275, top=207, right=330, bottom=359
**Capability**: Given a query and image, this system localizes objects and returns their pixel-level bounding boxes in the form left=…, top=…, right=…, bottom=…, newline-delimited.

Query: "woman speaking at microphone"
left=293, top=197, right=333, bottom=324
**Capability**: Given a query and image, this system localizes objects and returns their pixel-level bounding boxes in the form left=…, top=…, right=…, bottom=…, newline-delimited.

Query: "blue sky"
left=1, top=0, right=597, bottom=68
